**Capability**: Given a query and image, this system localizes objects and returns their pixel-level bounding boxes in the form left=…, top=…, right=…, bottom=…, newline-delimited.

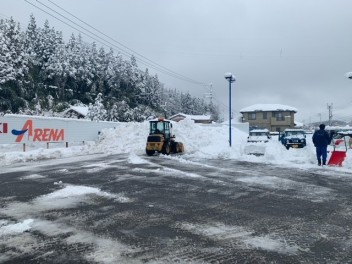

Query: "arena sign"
left=0, top=115, right=119, bottom=145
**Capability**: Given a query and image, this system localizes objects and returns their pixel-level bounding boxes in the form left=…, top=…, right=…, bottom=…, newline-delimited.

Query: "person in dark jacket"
left=312, top=124, right=331, bottom=166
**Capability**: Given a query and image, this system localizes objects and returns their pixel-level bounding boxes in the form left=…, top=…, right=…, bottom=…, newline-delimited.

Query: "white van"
left=247, top=129, right=271, bottom=143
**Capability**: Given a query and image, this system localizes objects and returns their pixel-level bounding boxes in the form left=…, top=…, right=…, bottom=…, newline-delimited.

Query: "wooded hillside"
left=0, top=15, right=219, bottom=121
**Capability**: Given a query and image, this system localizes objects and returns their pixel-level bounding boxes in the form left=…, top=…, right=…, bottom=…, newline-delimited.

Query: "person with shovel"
left=312, top=123, right=332, bottom=166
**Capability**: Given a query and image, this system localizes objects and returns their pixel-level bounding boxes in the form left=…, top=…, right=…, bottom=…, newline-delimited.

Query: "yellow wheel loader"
left=146, top=118, right=184, bottom=156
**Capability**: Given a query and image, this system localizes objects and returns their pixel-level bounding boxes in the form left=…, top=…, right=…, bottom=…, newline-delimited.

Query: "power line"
left=1, top=2, right=230, bottom=113
left=0, top=13, right=11, bottom=20
left=327, top=103, right=333, bottom=126
left=46, top=0, right=205, bottom=86
left=28, top=0, right=198, bottom=85
left=25, top=0, right=206, bottom=87
left=24, top=0, right=234, bottom=112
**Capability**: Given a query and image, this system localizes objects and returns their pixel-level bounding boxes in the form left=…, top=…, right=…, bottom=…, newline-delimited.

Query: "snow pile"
left=0, top=219, right=34, bottom=236
left=1, top=118, right=352, bottom=172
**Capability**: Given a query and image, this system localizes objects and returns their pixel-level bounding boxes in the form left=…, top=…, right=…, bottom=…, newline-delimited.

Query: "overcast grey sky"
left=2, top=0, right=352, bottom=123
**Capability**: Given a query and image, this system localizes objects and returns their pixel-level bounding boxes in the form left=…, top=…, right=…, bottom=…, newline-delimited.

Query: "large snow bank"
left=1, top=119, right=351, bottom=172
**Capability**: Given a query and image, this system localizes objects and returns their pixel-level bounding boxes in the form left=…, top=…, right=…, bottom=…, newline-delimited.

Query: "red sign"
left=15, top=120, right=65, bottom=142
left=0, top=123, right=8, bottom=134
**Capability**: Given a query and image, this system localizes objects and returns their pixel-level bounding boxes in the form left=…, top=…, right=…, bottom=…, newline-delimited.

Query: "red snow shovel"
left=328, top=132, right=350, bottom=167
left=328, top=151, right=346, bottom=166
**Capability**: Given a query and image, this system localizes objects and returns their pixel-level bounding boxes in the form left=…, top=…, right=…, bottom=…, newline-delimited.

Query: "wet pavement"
left=1, top=153, right=352, bottom=263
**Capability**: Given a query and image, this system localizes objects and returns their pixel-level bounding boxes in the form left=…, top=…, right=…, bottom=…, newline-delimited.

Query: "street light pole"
left=224, top=73, right=236, bottom=147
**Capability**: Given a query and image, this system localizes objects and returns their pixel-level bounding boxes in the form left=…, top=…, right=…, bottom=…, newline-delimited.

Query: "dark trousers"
left=316, top=145, right=327, bottom=164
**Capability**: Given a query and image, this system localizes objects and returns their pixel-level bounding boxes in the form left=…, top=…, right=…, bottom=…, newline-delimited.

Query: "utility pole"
left=224, top=73, right=236, bottom=147
left=327, top=103, right=333, bottom=126
left=160, top=102, right=167, bottom=119
left=204, top=82, right=214, bottom=120
left=204, top=83, right=213, bottom=105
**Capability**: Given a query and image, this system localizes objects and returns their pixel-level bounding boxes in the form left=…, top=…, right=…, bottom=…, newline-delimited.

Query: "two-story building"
left=240, top=104, right=297, bottom=132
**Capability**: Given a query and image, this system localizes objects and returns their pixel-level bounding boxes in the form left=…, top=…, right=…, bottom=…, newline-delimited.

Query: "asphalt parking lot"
left=1, top=153, right=352, bottom=263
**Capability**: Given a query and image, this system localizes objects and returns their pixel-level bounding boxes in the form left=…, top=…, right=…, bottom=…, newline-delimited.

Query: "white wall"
left=232, top=122, right=249, bottom=134
left=205, top=122, right=249, bottom=134
left=0, top=114, right=119, bottom=144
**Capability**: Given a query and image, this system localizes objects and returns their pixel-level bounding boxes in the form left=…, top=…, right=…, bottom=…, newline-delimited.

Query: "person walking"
left=312, top=124, right=331, bottom=166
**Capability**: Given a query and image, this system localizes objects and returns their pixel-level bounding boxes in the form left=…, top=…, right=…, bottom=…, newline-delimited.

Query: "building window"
left=248, top=113, right=256, bottom=120
left=263, top=112, right=267, bottom=119
left=275, top=112, right=285, bottom=121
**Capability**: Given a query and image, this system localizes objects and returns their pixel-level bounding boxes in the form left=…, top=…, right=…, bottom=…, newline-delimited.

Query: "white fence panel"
left=208, top=122, right=249, bottom=134
left=0, top=114, right=119, bottom=144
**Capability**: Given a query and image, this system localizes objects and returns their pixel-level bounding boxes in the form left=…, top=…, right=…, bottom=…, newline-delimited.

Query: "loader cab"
left=146, top=118, right=184, bottom=156
left=149, top=119, right=172, bottom=140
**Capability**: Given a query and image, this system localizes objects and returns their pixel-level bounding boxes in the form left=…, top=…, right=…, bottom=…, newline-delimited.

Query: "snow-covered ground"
left=1, top=118, right=351, bottom=173
left=1, top=118, right=352, bottom=263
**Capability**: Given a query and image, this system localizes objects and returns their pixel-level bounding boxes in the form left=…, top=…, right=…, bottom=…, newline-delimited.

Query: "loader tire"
left=178, top=142, right=184, bottom=153
left=162, top=142, right=171, bottom=155
left=146, top=149, right=155, bottom=156
left=171, top=141, right=177, bottom=153
left=180, top=143, right=185, bottom=153
left=174, top=142, right=182, bottom=153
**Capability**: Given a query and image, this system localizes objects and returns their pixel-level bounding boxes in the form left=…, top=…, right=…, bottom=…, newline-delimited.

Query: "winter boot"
left=318, top=160, right=321, bottom=166
left=322, top=161, right=326, bottom=166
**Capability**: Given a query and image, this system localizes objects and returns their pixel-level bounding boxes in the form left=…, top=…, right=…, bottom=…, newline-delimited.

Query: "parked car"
left=279, top=129, right=306, bottom=149
left=247, top=129, right=271, bottom=143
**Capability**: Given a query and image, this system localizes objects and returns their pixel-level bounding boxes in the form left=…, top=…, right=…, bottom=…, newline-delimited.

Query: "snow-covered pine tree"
left=180, top=92, right=193, bottom=114
left=0, top=17, right=29, bottom=112
left=0, top=14, right=217, bottom=119
left=0, top=18, right=28, bottom=85
left=115, top=100, right=133, bottom=122
left=45, top=30, right=66, bottom=100
left=25, top=14, right=39, bottom=65
left=85, top=93, right=107, bottom=121
left=107, top=103, right=119, bottom=122
left=132, top=105, right=154, bottom=122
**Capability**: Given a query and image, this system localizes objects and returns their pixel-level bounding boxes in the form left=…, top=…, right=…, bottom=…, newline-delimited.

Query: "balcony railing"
left=270, top=116, right=291, bottom=125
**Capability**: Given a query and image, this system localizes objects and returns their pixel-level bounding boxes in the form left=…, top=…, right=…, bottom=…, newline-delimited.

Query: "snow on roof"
left=284, top=128, right=305, bottom=131
left=68, top=106, right=89, bottom=116
left=240, top=104, right=297, bottom=113
left=148, top=117, right=172, bottom=122
left=338, top=130, right=352, bottom=135
left=326, top=125, right=352, bottom=130
left=250, top=129, right=269, bottom=133
left=295, top=121, right=303, bottom=127
left=169, top=113, right=211, bottom=120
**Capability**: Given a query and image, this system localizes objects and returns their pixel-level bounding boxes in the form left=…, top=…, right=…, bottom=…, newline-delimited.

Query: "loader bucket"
left=328, top=151, right=346, bottom=167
